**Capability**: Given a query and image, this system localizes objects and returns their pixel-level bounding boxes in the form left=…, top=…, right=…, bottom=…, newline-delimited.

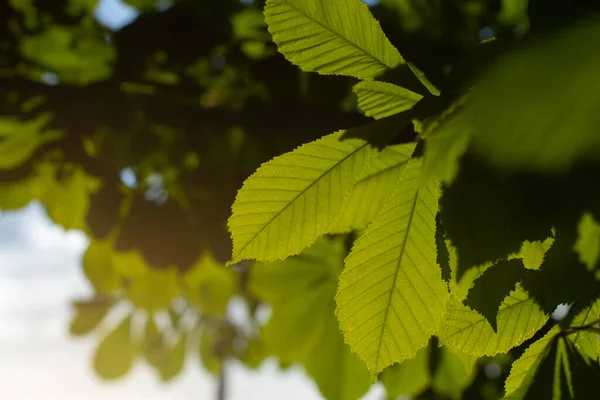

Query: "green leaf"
left=40, top=165, right=101, bottom=230
left=336, top=158, right=448, bottom=374
left=505, top=329, right=600, bottom=399
left=251, top=238, right=371, bottom=400
left=574, top=211, right=600, bottom=271
left=93, top=315, right=136, bottom=380
left=144, top=317, right=187, bottom=382
left=567, top=299, right=600, bottom=364
left=82, top=239, right=123, bottom=294
left=264, top=0, right=403, bottom=79
left=229, top=116, right=405, bottom=264
left=69, top=298, right=113, bottom=336
left=183, top=252, right=236, bottom=317
left=127, top=266, right=180, bottom=312
left=303, top=309, right=372, bottom=400
left=199, top=326, right=225, bottom=375
left=422, top=102, right=471, bottom=185
left=330, top=143, right=415, bottom=233
left=464, top=259, right=526, bottom=332
left=0, top=114, right=62, bottom=170
left=380, top=345, right=430, bottom=398
left=440, top=285, right=548, bottom=357
left=516, top=237, right=555, bottom=271
left=465, top=17, right=600, bottom=173
left=250, top=238, right=343, bottom=362
left=353, top=81, right=422, bottom=120
left=431, top=346, right=477, bottom=398
left=498, top=0, right=530, bottom=31
left=504, top=326, right=560, bottom=399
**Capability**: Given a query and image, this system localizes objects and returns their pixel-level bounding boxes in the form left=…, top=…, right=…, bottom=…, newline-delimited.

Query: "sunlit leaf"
left=127, top=267, right=180, bottom=312
left=229, top=116, right=405, bottom=263
left=422, top=102, right=471, bottom=185
left=431, top=346, right=477, bottom=398
left=264, top=0, right=403, bottom=78
left=0, top=115, right=62, bottom=170
left=330, top=143, right=415, bottom=233
left=144, top=317, right=187, bottom=382
left=303, top=310, right=372, bottom=400
left=516, top=237, right=555, bottom=270
left=250, top=238, right=344, bottom=361
left=574, top=211, right=600, bottom=271
left=82, top=239, right=122, bottom=294
left=69, top=298, right=113, bottom=336
left=251, top=238, right=371, bottom=400
left=505, top=327, right=600, bottom=399
left=465, top=17, right=600, bottom=173
left=184, top=252, right=236, bottom=317
left=353, top=81, right=422, bottom=120
left=40, top=165, right=101, bottom=230
left=440, top=285, right=548, bottom=357
left=380, top=345, right=430, bottom=398
left=567, top=299, right=600, bottom=364
left=504, top=326, right=560, bottom=399
left=93, top=315, right=136, bottom=380
left=464, top=259, right=526, bottom=331
left=337, top=158, right=448, bottom=374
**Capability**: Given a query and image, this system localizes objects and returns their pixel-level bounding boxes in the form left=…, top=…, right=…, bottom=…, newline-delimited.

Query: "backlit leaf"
left=250, top=238, right=343, bottom=362
left=303, top=309, right=372, bottom=400
left=440, top=285, right=548, bottom=357
left=464, top=259, right=526, bottom=332
left=82, top=239, right=122, bottom=294
left=517, top=237, right=555, bottom=270
left=0, top=114, right=62, bottom=170
left=69, top=298, right=113, bottom=336
left=330, top=143, right=415, bottom=233
left=504, top=326, right=560, bottom=399
left=465, top=17, right=600, bottom=173
left=337, top=158, right=448, bottom=374
left=431, top=346, right=477, bottom=398
left=422, top=104, right=471, bottom=185
left=229, top=116, right=404, bottom=263
left=93, top=315, right=135, bottom=380
left=567, top=299, right=600, bottom=364
left=144, top=317, right=187, bottom=382
left=574, top=211, right=600, bottom=271
left=127, top=267, right=180, bottom=312
left=505, top=328, right=600, bottom=399
left=184, top=252, right=236, bottom=316
left=353, top=81, right=422, bottom=120
left=380, top=345, right=430, bottom=398
left=264, top=0, right=403, bottom=78
left=251, top=238, right=371, bottom=400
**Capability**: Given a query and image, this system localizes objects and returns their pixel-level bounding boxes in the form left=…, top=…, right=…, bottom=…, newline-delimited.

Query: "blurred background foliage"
left=0, top=0, right=592, bottom=399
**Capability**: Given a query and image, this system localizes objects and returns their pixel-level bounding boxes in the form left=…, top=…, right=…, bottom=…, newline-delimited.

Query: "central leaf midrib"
left=375, top=176, right=420, bottom=367
left=234, top=141, right=369, bottom=259
left=281, top=0, right=395, bottom=70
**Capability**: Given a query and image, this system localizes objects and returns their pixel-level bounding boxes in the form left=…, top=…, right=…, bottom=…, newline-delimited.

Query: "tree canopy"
left=1, top=1, right=600, bottom=399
